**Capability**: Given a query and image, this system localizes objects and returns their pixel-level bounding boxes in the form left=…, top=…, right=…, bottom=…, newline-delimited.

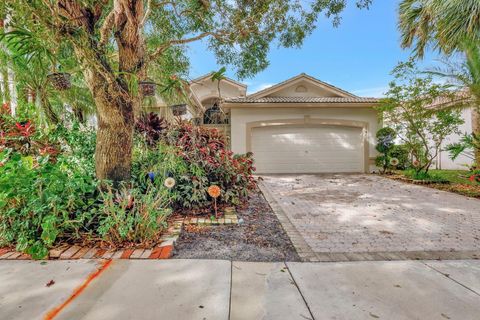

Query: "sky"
left=185, top=0, right=442, bottom=97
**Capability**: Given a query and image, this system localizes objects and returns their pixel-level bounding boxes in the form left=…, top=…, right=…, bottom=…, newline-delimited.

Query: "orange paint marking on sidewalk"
left=43, top=259, right=113, bottom=320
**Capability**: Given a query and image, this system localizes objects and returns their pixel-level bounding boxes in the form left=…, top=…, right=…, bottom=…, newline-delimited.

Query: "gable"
left=249, top=74, right=357, bottom=99
left=189, top=73, right=247, bottom=102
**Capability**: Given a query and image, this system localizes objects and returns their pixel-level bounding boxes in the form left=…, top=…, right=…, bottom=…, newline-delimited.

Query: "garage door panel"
left=252, top=125, right=364, bottom=174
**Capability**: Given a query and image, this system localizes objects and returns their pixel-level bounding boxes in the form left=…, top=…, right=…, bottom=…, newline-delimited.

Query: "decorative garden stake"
left=139, top=81, right=156, bottom=96
left=207, top=185, right=221, bottom=218
left=47, top=72, right=71, bottom=90
left=164, top=177, right=176, bottom=189
left=389, top=157, right=399, bottom=169
left=147, top=172, right=155, bottom=183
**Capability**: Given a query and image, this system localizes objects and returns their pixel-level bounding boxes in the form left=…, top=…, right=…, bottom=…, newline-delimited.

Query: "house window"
left=203, top=103, right=229, bottom=124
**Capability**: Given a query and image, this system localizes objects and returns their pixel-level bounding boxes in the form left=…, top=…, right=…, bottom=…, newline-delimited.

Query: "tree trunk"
left=40, top=90, right=59, bottom=125
left=90, top=78, right=135, bottom=184
left=472, top=106, right=480, bottom=165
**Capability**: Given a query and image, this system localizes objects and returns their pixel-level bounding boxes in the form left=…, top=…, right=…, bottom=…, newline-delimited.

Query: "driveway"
left=259, top=174, right=480, bottom=261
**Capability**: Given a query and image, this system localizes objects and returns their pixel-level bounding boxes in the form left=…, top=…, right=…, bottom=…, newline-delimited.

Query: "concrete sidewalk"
left=1, top=260, right=480, bottom=320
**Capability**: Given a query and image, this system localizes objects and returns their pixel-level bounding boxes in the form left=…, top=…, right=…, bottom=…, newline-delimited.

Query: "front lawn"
left=427, top=170, right=479, bottom=186
left=396, top=169, right=480, bottom=198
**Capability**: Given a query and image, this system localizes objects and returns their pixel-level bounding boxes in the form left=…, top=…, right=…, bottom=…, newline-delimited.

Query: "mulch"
left=172, top=189, right=301, bottom=262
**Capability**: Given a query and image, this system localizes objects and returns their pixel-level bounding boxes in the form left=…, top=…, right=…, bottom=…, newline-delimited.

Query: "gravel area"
left=172, top=190, right=300, bottom=262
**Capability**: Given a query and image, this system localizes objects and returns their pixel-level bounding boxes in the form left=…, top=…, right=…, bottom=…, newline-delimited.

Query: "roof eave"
left=223, top=102, right=380, bottom=108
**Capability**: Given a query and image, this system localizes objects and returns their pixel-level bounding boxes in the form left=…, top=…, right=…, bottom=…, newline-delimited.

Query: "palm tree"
left=427, top=42, right=480, bottom=164
left=399, top=0, right=480, bottom=164
left=398, top=0, right=480, bottom=58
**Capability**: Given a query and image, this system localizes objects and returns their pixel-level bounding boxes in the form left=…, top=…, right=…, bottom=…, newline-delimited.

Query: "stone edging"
left=0, top=217, right=184, bottom=261
left=258, top=181, right=319, bottom=262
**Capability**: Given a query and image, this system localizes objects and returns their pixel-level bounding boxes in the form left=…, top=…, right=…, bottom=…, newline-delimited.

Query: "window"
left=203, top=103, right=229, bottom=124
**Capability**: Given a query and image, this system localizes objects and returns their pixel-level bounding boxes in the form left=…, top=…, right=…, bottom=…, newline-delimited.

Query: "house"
left=428, top=93, right=477, bottom=170
left=188, top=73, right=381, bottom=174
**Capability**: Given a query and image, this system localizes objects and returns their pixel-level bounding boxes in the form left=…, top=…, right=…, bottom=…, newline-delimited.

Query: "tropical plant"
left=398, top=0, right=480, bottom=58
left=398, top=0, right=480, bottom=164
left=379, top=60, right=464, bottom=174
left=0, top=0, right=372, bottom=184
left=425, top=41, right=480, bottom=164
left=445, top=133, right=480, bottom=168
left=95, top=184, right=172, bottom=247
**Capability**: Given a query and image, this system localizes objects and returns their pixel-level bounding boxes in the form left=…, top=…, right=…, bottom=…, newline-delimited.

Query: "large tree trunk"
left=87, top=72, right=135, bottom=183
left=64, top=0, right=145, bottom=184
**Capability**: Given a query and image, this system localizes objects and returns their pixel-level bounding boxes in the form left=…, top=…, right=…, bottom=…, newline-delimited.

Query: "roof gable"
left=249, top=73, right=357, bottom=99
left=190, top=73, right=247, bottom=89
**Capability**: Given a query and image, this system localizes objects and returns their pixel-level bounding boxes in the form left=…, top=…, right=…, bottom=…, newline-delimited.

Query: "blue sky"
left=186, top=1, right=441, bottom=97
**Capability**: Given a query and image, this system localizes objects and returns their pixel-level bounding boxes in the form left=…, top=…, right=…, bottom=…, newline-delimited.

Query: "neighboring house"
left=427, top=92, right=477, bottom=170
left=437, top=107, right=475, bottom=170
left=188, top=73, right=381, bottom=174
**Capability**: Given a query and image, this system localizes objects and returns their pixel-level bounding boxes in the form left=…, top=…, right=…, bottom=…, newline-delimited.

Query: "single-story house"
left=188, top=73, right=381, bottom=174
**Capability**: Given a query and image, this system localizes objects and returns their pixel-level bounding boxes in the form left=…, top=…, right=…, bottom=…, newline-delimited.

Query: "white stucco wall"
left=230, top=106, right=381, bottom=172
left=437, top=107, right=474, bottom=170
left=190, top=80, right=246, bottom=103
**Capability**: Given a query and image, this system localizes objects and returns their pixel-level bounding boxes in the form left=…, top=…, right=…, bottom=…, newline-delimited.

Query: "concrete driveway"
left=259, top=174, right=480, bottom=261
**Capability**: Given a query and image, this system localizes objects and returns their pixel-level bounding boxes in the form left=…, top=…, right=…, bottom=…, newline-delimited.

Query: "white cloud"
left=249, top=83, right=275, bottom=94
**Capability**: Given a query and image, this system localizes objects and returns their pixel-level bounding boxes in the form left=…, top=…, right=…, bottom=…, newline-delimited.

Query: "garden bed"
left=384, top=172, right=480, bottom=199
left=172, top=190, right=301, bottom=262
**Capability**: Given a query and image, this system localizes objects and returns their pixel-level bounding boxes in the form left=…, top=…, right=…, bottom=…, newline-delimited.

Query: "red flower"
left=1, top=102, right=10, bottom=115
left=15, top=121, right=35, bottom=137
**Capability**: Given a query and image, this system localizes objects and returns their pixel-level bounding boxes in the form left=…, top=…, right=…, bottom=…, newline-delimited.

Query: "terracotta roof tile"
left=224, top=96, right=380, bottom=104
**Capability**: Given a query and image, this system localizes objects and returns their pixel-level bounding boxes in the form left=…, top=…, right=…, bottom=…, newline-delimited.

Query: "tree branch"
left=140, top=0, right=152, bottom=28
left=148, top=31, right=226, bottom=62
left=99, top=8, right=116, bottom=47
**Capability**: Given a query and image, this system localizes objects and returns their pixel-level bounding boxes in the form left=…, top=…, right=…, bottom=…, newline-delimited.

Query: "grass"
left=426, top=170, right=478, bottom=186
left=398, top=169, right=480, bottom=198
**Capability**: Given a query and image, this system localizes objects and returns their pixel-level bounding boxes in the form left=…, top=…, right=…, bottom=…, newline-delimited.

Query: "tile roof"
left=248, top=73, right=358, bottom=99
left=224, top=96, right=380, bottom=104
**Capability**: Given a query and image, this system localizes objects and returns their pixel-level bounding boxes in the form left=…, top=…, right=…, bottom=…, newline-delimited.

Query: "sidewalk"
left=1, top=259, right=480, bottom=320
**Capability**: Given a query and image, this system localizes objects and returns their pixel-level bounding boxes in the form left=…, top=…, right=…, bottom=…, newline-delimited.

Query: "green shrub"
left=403, top=169, right=447, bottom=182
left=389, top=145, right=409, bottom=170
left=134, top=118, right=256, bottom=209
left=0, top=151, right=98, bottom=259
left=95, top=185, right=172, bottom=246
left=375, top=127, right=397, bottom=173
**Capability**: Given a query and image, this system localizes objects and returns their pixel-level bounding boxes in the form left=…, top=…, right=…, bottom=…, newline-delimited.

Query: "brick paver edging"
left=258, top=181, right=319, bottom=262
left=0, top=217, right=184, bottom=261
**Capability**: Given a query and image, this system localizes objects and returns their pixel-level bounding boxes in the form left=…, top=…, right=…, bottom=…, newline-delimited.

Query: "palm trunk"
left=472, top=106, right=480, bottom=165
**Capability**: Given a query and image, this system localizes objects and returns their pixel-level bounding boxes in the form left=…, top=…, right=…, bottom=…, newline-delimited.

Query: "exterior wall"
left=437, top=107, right=474, bottom=170
left=269, top=81, right=341, bottom=98
left=190, top=80, right=246, bottom=103
left=230, top=106, right=381, bottom=172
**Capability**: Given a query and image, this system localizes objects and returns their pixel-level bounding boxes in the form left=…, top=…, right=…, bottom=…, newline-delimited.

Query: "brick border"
left=258, top=181, right=319, bottom=262
left=0, top=217, right=184, bottom=261
left=183, top=208, right=239, bottom=226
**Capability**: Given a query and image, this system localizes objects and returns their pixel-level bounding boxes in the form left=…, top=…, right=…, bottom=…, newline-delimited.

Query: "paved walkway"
left=1, top=259, right=480, bottom=320
left=259, top=174, right=480, bottom=261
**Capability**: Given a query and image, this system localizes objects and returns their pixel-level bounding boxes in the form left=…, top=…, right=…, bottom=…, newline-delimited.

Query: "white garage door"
left=252, top=125, right=364, bottom=174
